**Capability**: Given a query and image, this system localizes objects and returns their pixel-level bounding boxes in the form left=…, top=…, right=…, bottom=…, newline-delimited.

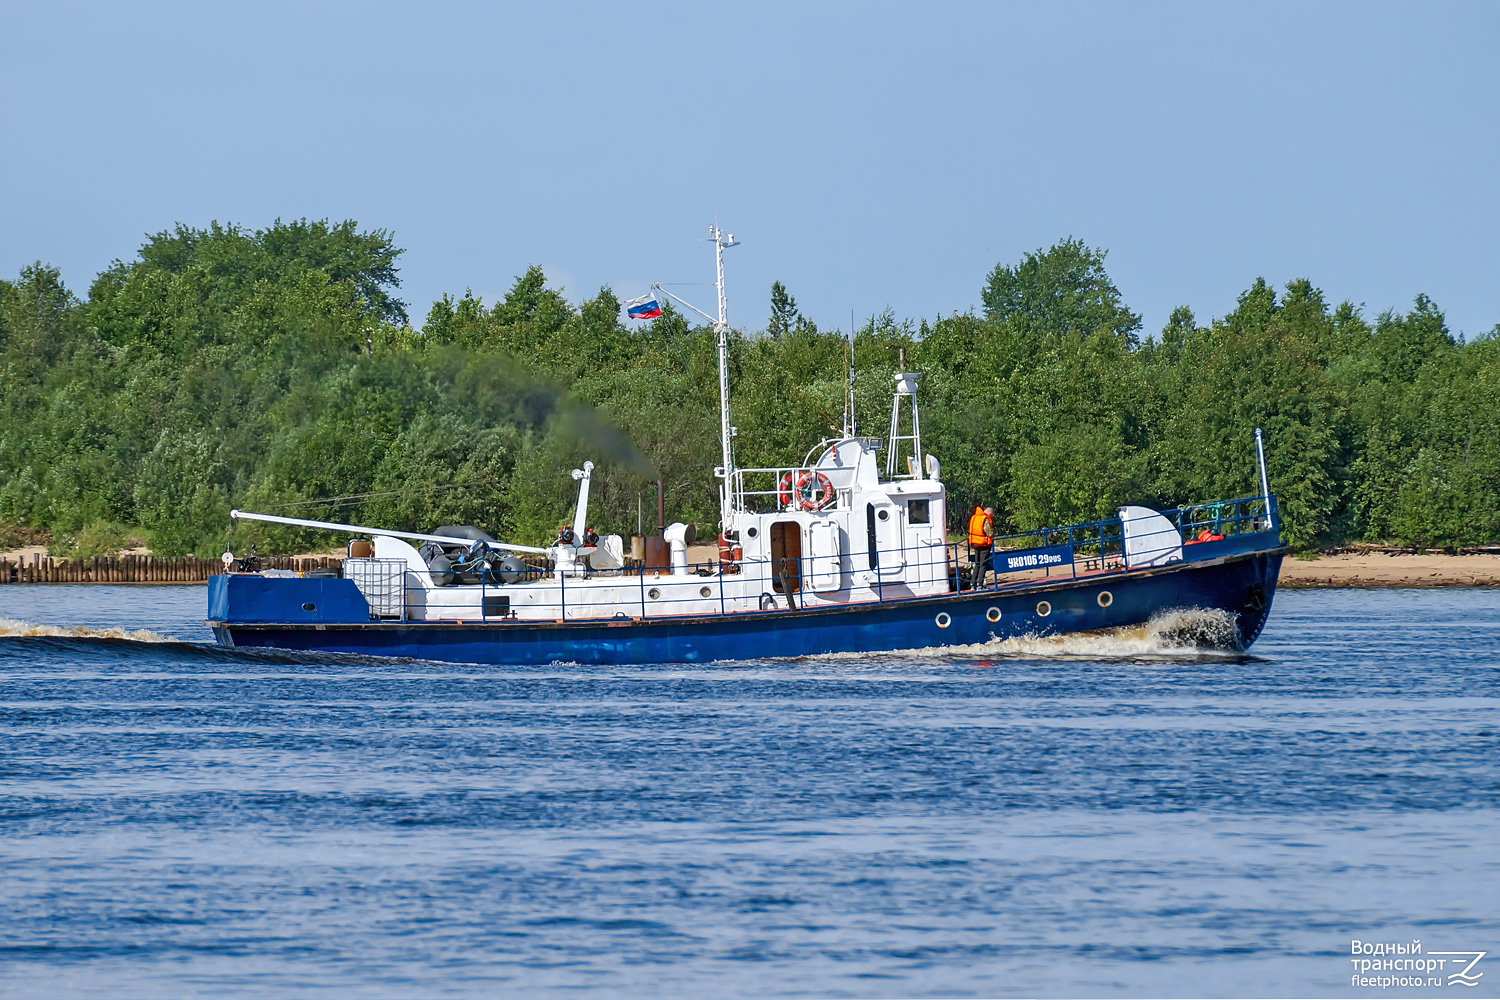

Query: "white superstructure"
left=302, top=387, right=951, bottom=623
left=231, top=224, right=953, bottom=622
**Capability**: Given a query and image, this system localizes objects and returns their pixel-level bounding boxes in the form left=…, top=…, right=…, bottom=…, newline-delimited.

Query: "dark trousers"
left=972, top=544, right=992, bottom=586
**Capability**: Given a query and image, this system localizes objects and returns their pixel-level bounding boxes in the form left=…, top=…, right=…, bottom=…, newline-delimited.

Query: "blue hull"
left=210, top=548, right=1285, bottom=665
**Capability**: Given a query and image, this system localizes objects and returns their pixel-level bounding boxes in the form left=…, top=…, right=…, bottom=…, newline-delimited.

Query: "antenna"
left=844, top=309, right=857, bottom=438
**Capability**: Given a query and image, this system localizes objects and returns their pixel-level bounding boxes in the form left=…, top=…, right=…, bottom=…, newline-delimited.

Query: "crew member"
left=968, top=505, right=994, bottom=585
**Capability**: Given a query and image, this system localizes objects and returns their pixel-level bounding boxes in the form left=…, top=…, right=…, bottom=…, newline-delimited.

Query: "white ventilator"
left=1119, top=506, right=1184, bottom=568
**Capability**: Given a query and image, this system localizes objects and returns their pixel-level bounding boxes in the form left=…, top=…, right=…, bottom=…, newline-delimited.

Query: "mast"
left=886, top=370, right=923, bottom=479
left=710, top=224, right=739, bottom=509
left=649, top=224, right=740, bottom=521
left=1254, top=426, right=1274, bottom=529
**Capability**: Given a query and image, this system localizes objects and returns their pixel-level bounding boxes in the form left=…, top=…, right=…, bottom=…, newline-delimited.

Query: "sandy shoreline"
left=1276, top=551, right=1500, bottom=588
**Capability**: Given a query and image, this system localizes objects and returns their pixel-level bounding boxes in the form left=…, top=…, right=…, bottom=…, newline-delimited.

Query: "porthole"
left=648, top=588, right=661, bottom=600
left=699, top=586, right=712, bottom=598
left=745, top=526, right=759, bottom=538
left=1097, top=591, right=1113, bottom=608
left=986, top=607, right=1001, bottom=623
left=935, top=612, right=951, bottom=628
left=302, top=603, right=316, bottom=612
left=877, top=508, right=890, bottom=521
left=1036, top=600, right=1051, bottom=617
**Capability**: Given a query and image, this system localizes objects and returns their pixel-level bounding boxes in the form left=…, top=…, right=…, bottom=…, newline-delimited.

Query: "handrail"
left=987, top=494, right=1275, bottom=553
left=333, top=493, right=1279, bottom=622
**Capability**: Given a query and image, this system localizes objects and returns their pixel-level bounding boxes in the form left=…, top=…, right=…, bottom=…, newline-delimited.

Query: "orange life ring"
left=777, top=470, right=835, bottom=511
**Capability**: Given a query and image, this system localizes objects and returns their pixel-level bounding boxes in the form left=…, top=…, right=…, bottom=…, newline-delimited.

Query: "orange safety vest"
left=967, top=506, right=993, bottom=548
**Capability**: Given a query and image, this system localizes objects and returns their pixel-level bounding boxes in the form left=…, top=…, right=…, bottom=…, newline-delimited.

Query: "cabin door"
left=865, top=501, right=905, bottom=581
left=769, top=520, right=803, bottom=595
left=806, top=519, right=843, bottom=593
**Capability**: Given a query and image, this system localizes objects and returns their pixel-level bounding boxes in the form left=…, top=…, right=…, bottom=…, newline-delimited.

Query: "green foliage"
left=768, top=280, right=812, bottom=339
left=47, top=520, right=142, bottom=559
left=982, top=237, right=1142, bottom=342
left=2, top=227, right=1497, bottom=558
left=1138, top=279, right=1347, bottom=549
left=0, top=521, right=48, bottom=550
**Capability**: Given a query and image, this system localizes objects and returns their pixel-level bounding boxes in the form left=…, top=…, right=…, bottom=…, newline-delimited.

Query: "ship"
left=207, top=226, right=1287, bottom=664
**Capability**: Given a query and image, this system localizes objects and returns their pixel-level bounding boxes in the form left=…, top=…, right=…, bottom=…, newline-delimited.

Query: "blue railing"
left=1170, top=494, right=1278, bottom=540
left=343, top=494, right=1279, bottom=620
left=963, top=494, right=1278, bottom=591
left=381, top=543, right=959, bottom=621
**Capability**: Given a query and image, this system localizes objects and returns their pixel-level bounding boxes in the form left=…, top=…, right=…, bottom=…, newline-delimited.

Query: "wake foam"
left=0, top=617, right=178, bottom=643
left=807, top=607, right=1245, bottom=663
left=985, top=606, right=1244, bottom=659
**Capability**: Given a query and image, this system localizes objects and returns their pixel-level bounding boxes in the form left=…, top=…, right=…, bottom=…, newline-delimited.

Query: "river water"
left=1, top=586, right=1496, bottom=997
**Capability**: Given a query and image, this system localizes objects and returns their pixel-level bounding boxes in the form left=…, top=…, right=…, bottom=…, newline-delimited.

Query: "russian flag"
left=626, top=294, right=663, bottom=320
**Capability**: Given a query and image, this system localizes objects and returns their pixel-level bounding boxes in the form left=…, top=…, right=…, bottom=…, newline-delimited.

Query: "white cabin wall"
left=719, top=437, right=953, bottom=606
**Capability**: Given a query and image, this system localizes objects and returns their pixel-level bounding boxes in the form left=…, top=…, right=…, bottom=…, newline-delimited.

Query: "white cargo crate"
left=343, top=558, right=407, bottom=618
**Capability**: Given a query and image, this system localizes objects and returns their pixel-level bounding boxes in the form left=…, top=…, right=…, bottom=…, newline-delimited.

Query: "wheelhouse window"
left=907, top=499, right=930, bottom=524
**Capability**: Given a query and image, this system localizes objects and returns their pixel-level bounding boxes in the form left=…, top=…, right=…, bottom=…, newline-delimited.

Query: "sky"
left=3, top=1, right=1498, bottom=339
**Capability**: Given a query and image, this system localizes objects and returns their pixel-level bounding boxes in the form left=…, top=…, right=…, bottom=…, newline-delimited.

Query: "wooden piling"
left=0, top=553, right=343, bottom=584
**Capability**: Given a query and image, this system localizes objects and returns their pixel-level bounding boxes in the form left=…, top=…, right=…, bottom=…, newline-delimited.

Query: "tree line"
left=1, top=221, right=1496, bottom=557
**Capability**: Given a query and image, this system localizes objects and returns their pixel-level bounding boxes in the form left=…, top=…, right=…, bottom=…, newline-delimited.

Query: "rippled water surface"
left=1, top=586, right=1497, bottom=997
